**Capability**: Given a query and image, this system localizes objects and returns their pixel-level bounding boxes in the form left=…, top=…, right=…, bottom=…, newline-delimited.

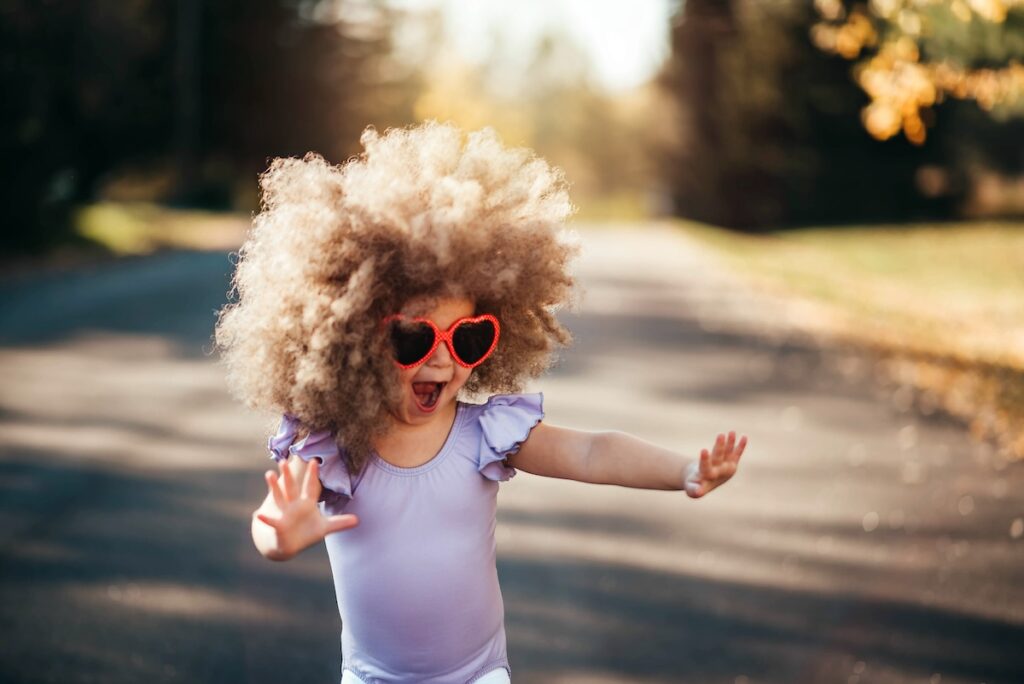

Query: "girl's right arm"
left=251, top=456, right=360, bottom=561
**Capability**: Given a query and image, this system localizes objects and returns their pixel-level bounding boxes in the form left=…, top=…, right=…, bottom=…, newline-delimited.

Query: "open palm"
left=254, top=456, right=359, bottom=560
left=684, top=431, right=746, bottom=498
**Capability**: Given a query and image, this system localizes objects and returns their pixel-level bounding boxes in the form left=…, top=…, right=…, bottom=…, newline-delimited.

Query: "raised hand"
left=253, top=456, right=359, bottom=560
left=683, top=431, right=746, bottom=499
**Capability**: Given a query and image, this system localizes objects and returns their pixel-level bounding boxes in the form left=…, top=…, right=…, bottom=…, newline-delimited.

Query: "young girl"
left=214, top=121, right=747, bottom=684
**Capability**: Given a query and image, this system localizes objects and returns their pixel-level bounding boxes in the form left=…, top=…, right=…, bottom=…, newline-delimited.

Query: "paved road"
left=0, top=225, right=1021, bottom=684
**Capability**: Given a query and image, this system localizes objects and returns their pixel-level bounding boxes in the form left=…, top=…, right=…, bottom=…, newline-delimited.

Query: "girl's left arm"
left=508, top=423, right=746, bottom=498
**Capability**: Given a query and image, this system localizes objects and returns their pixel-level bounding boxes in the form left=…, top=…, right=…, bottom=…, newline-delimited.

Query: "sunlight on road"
left=0, top=331, right=270, bottom=471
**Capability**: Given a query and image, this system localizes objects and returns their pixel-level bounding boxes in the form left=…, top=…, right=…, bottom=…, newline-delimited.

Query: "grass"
left=75, top=202, right=249, bottom=255
left=0, top=202, right=250, bottom=282
left=676, top=218, right=1024, bottom=461
left=678, top=219, right=1024, bottom=368
left=571, top=191, right=654, bottom=223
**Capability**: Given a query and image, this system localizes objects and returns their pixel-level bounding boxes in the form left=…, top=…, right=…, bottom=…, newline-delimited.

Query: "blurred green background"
left=5, top=0, right=1023, bottom=252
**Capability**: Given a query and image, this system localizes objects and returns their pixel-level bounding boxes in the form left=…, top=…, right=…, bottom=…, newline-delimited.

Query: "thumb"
left=326, top=514, right=360, bottom=534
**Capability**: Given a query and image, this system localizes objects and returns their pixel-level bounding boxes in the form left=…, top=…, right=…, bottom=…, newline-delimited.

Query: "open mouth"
left=412, top=381, right=446, bottom=410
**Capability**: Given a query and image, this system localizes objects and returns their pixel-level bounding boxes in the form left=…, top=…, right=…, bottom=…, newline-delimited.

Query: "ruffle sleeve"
left=476, top=392, right=544, bottom=482
left=267, top=414, right=352, bottom=508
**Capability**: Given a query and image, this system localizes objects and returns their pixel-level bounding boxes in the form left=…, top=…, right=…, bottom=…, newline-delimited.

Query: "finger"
left=713, top=433, right=725, bottom=463
left=280, top=456, right=298, bottom=500
left=720, top=432, right=734, bottom=464
left=326, top=514, right=360, bottom=534
left=731, top=436, right=747, bottom=463
left=700, top=449, right=712, bottom=477
left=265, top=470, right=286, bottom=510
left=255, top=512, right=283, bottom=531
left=301, top=458, right=320, bottom=500
left=712, top=434, right=726, bottom=466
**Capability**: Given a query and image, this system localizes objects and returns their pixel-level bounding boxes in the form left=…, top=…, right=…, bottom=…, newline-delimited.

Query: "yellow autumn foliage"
left=814, top=0, right=1024, bottom=143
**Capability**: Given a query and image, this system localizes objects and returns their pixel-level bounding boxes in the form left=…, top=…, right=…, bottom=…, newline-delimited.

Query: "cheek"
left=394, top=369, right=418, bottom=394
left=451, top=367, right=473, bottom=389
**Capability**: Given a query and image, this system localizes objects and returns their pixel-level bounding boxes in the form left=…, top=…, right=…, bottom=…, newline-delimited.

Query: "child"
left=214, top=121, right=747, bottom=684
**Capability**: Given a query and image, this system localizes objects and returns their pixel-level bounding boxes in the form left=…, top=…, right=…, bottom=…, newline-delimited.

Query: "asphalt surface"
left=0, top=225, right=1021, bottom=684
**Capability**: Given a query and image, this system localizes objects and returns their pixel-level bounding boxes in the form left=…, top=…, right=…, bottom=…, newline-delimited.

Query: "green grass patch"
left=75, top=202, right=247, bottom=255
left=571, top=191, right=653, bottom=223
left=677, top=219, right=1024, bottom=369
left=677, top=218, right=1024, bottom=460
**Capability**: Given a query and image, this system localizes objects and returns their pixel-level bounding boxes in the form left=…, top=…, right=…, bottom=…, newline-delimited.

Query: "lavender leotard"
left=268, top=392, right=544, bottom=684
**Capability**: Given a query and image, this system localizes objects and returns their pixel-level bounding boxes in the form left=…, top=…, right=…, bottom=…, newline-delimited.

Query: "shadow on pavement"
left=0, top=449, right=1021, bottom=684
left=0, top=249, right=235, bottom=357
left=501, top=552, right=1024, bottom=684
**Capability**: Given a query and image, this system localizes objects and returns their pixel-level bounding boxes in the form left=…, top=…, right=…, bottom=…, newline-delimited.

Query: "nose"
left=427, top=338, right=454, bottom=367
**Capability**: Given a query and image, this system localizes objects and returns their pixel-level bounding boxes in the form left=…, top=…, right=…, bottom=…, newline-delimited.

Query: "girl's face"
left=388, top=295, right=476, bottom=427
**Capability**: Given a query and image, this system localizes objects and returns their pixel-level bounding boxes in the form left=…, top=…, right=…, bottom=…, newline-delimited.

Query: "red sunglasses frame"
left=382, top=313, right=501, bottom=369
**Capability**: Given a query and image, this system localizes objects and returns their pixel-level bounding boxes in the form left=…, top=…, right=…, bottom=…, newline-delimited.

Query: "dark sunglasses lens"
left=389, top=321, right=435, bottom=366
left=452, top=319, right=497, bottom=365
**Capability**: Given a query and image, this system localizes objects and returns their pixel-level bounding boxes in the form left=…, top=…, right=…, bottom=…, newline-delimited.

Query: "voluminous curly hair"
left=214, top=121, right=581, bottom=474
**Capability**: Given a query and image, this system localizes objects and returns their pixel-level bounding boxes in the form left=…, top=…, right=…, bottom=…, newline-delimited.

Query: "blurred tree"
left=811, top=0, right=1024, bottom=216
left=409, top=12, right=530, bottom=143
left=812, top=0, right=1024, bottom=144
left=1, top=0, right=175, bottom=253
left=202, top=0, right=415, bottom=202
left=0, top=0, right=416, bottom=255
left=657, top=0, right=748, bottom=226
left=410, top=23, right=655, bottom=208
left=657, top=0, right=949, bottom=230
left=174, top=0, right=203, bottom=203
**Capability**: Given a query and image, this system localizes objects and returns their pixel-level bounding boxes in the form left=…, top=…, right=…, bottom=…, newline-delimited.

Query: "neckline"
left=370, top=401, right=466, bottom=476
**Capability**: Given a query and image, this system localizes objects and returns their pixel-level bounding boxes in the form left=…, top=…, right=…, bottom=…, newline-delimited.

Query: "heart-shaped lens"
left=389, top=320, right=436, bottom=366
left=452, top=319, right=497, bottom=365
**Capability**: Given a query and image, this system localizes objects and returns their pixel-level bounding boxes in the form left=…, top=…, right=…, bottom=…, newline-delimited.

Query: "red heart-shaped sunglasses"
left=382, top=313, right=500, bottom=369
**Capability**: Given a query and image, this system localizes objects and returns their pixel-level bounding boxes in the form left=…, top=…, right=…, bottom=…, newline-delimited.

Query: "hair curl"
left=214, top=121, right=581, bottom=474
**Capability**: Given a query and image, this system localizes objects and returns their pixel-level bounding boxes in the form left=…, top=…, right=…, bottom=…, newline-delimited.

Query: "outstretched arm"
left=507, top=423, right=746, bottom=498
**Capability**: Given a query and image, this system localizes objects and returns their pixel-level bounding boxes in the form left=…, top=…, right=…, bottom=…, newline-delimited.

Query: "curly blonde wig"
left=214, top=121, right=581, bottom=474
